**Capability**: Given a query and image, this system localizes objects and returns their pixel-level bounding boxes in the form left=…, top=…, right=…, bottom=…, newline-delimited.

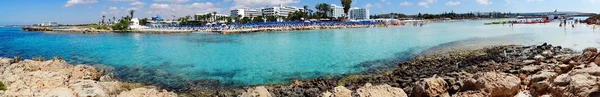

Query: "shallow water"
left=1, top=19, right=599, bottom=86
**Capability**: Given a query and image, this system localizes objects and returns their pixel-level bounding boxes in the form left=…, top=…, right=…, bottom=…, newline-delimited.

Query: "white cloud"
left=418, top=0, right=436, bottom=8
left=108, top=0, right=137, bottom=1
left=476, top=0, right=492, bottom=5
left=130, top=1, right=145, bottom=6
left=387, top=2, right=391, bottom=5
left=148, top=2, right=222, bottom=17
left=446, top=1, right=460, bottom=6
left=64, top=0, right=98, bottom=7
left=400, top=1, right=413, bottom=6
left=229, top=0, right=300, bottom=9
left=365, top=3, right=373, bottom=8
left=154, top=0, right=189, bottom=3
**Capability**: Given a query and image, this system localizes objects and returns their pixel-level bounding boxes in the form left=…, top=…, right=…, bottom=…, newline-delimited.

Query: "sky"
left=0, top=0, right=599, bottom=25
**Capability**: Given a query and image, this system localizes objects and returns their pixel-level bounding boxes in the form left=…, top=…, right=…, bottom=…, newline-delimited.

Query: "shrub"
left=89, top=24, right=111, bottom=30
left=0, top=81, right=6, bottom=91
left=111, top=18, right=130, bottom=31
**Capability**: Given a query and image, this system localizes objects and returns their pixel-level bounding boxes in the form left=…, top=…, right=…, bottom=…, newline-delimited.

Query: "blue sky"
left=1, top=0, right=599, bottom=25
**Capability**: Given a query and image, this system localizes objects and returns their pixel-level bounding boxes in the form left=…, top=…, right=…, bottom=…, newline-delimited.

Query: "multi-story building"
left=230, top=5, right=302, bottom=21
left=349, top=8, right=369, bottom=20
left=329, top=4, right=345, bottom=18
left=230, top=8, right=262, bottom=18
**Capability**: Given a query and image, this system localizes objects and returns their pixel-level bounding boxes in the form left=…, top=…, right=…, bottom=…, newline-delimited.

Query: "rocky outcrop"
left=0, top=58, right=176, bottom=97
left=356, top=83, right=408, bottom=97
left=412, top=76, right=449, bottom=97
left=240, top=86, right=272, bottom=97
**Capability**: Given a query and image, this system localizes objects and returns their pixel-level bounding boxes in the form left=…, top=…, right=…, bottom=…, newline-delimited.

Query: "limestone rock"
left=521, top=65, right=541, bottom=74
left=412, top=76, right=449, bottom=97
left=356, top=83, right=407, bottom=97
left=70, top=80, right=108, bottom=97
left=117, top=88, right=177, bottom=97
left=333, top=86, right=352, bottom=97
left=514, top=91, right=532, bottom=97
left=322, top=91, right=333, bottom=97
left=240, top=86, right=272, bottom=97
left=473, top=72, right=521, bottom=97
left=451, top=90, right=488, bottom=97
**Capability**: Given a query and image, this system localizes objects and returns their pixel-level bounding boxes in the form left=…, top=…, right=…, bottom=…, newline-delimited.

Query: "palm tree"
left=315, top=3, right=331, bottom=18
left=101, top=15, right=106, bottom=25
left=213, top=12, right=217, bottom=22
left=341, top=0, right=352, bottom=20
left=129, top=10, right=135, bottom=18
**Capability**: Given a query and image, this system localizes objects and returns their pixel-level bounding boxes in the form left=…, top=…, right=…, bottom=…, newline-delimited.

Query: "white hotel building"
left=230, top=5, right=303, bottom=21
left=329, top=4, right=345, bottom=18
left=349, top=8, right=370, bottom=20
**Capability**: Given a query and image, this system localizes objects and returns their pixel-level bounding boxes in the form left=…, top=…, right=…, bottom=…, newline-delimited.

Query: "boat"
left=484, top=21, right=508, bottom=25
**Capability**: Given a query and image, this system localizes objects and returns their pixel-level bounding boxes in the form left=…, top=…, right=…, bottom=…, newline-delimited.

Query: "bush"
left=111, top=18, right=130, bottom=31
left=0, top=81, right=6, bottom=91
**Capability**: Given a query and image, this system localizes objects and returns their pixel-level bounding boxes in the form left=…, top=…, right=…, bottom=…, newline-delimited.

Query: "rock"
left=514, top=91, right=532, bottom=97
left=520, top=65, right=541, bottom=74
left=0, top=58, right=176, bottom=97
left=542, top=50, right=554, bottom=58
left=42, top=87, right=76, bottom=97
left=117, top=88, right=177, bottom=97
left=451, top=90, right=488, bottom=97
left=549, top=66, right=600, bottom=97
left=473, top=72, right=521, bottom=97
left=333, top=86, right=352, bottom=97
left=526, top=71, right=557, bottom=83
left=581, top=47, right=598, bottom=62
left=534, top=55, right=545, bottom=61
left=240, top=86, right=272, bottom=97
left=70, top=80, right=108, bottom=97
left=412, top=76, right=449, bottom=97
left=356, top=83, right=407, bottom=97
left=322, top=91, right=332, bottom=97
left=522, top=60, right=536, bottom=65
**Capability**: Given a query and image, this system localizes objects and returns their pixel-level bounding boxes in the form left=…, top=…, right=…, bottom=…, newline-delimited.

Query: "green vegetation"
left=315, top=3, right=332, bottom=19
left=0, top=81, right=6, bottom=91
left=111, top=18, right=131, bottom=30
left=89, top=24, right=111, bottom=30
left=32, top=56, right=46, bottom=62
left=13, top=56, right=22, bottom=63
left=341, top=0, right=352, bottom=20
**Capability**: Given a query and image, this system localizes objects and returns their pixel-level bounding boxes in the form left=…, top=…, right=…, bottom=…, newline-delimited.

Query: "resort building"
left=196, top=13, right=229, bottom=23
left=230, top=8, right=263, bottom=18
left=329, top=4, right=345, bottom=18
left=349, top=8, right=370, bottom=20
left=230, top=5, right=302, bottom=21
left=38, top=22, right=58, bottom=27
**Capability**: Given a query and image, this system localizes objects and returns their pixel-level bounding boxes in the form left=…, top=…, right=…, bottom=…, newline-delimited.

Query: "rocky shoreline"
left=2, top=43, right=600, bottom=97
left=238, top=43, right=600, bottom=97
left=0, top=57, right=177, bottom=97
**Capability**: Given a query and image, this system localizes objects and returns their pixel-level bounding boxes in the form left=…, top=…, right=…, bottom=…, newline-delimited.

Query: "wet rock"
left=412, top=76, right=449, bottom=97
left=333, top=86, right=352, bottom=97
left=472, top=72, right=520, bottom=97
left=240, top=86, right=272, bottom=97
left=356, top=83, right=407, bottom=97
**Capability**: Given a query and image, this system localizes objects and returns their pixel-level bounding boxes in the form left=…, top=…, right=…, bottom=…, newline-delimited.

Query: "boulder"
left=356, top=83, right=407, bottom=97
left=451, top=90, right=488, bottom=97
left=42, top=87, right=76, bottom=97
left=412, top=76, right=449, bottom=97
left=514, top=91, right=532, bottom=97
left=550, top=66, right=600, bottom=97
left=333, top=86, right=353, bottom=97
left=473, top=72, right=521, bottom=97
left=322, top=91, right=332, bottom=97
left=240, top=86, right=272, bottom=97
left=521, top=65, right=541, bottom=74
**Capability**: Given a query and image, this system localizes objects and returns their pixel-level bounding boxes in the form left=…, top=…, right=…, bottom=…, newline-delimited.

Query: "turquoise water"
left=1, top=20, right=599, bottom=87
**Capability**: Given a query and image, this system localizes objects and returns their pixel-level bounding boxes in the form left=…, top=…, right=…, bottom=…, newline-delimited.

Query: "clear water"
left=1, top=19, right=599, bottom=86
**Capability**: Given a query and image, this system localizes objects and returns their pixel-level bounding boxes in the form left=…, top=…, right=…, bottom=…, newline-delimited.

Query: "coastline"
left=3, top=43, right=600, bottom=96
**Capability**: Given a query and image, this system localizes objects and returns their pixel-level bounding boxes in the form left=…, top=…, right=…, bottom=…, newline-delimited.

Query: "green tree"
left=241, top=17, right=251, bottom=24
left=252, top=16, right=265, bottom=23
left=315, top=3, right=332, bottom=18
left=140, top=18, right=149, bottom=25
left=266, top=16, right=278, bottom=22
left=341, top=0, right=352, bottom=20
left=111, top=17, right=130, bottom=30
